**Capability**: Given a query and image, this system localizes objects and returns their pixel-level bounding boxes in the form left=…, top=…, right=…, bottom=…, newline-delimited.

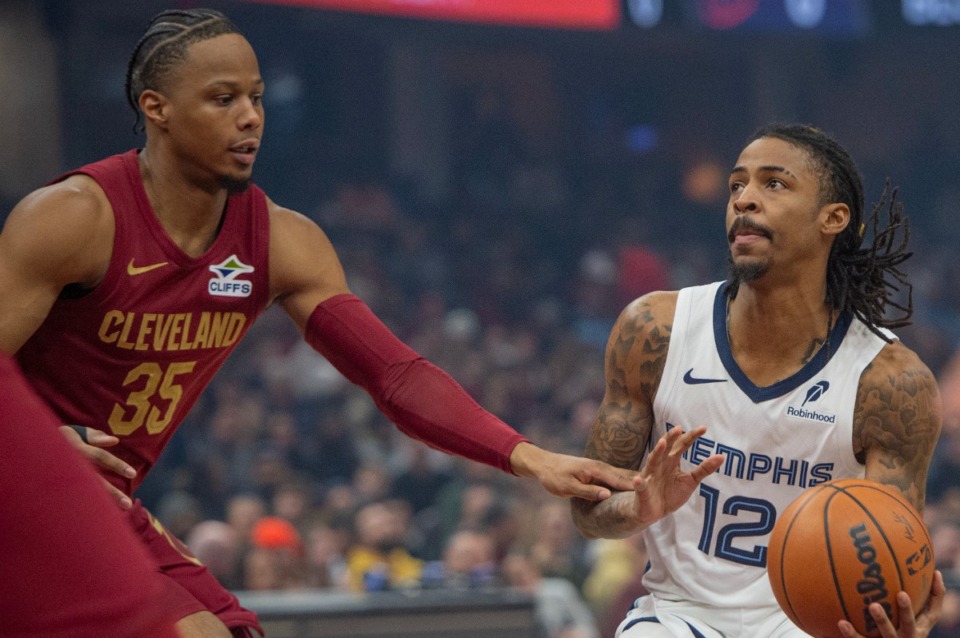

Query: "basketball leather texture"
left=768, top=479, right=934, bottom=637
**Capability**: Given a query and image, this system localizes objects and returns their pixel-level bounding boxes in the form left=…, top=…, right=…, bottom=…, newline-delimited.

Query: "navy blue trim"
left=622, top=617, right=661, bottom=632
left=713, top=282, right=853, bottom=403
left=621, top=616, right=708, bottom=638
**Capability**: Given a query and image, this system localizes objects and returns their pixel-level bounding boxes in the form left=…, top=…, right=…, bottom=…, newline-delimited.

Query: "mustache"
left=728, top=217, right=773, bottom=243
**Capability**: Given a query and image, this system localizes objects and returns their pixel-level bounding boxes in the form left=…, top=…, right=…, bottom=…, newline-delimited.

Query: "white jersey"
left=644, top=281, right=893, bottom=609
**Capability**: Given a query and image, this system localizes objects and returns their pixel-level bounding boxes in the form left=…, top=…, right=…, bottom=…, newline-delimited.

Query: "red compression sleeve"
left=305, top=294, right=528, bottom=473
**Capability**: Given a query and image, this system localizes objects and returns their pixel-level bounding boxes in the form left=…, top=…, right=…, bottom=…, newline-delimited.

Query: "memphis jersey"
left=644, top=281, right=892, bottom=609
left=17, top=150, right=272, bottom=496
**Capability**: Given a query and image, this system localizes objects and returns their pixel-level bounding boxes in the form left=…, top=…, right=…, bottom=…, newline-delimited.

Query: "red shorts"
left=126, top=501, right=263, bottom=637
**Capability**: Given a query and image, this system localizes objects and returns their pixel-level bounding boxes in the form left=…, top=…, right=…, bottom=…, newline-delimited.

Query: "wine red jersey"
left=17, top=150, right=272, bottom=496
left=0, top=354, right=179, bottom=638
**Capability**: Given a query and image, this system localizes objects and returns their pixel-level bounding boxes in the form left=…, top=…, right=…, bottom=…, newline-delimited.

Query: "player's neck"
left=727, top=283, right=836, bottom=383
left=138, top=146, right=229, bottom=257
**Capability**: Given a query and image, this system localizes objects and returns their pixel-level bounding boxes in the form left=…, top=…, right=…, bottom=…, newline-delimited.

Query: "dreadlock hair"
left=125, top=8, right=242, bottom=133
left=727, top=123, right=913, bottom=341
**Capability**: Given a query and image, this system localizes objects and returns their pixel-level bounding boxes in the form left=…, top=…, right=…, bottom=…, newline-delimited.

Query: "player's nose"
left=732, top=183, right=760, bottom=213
left=237, top=98, right=262, bottom=130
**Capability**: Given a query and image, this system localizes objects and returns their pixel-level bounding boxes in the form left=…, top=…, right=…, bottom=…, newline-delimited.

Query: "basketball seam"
left=835, top=483, right=912, bottom=611
left=775, top=480, right=933, bottom=637
left=777, top=487, right=821, bottom=628
left=823, top=484, right=855, bottom=626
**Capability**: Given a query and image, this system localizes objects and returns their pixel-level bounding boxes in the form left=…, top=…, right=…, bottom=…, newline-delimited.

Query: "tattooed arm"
left=854, top=341, right=942, bottom=513
left=840, top=350, right=945, bottom=638
left=571, top=292, right=725, bottom=539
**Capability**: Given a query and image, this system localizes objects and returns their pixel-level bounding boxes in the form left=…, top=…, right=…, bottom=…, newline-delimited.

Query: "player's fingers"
left=890, top=592, right=917, bottom=637
left=633, top=474, right=649, bottom=497
left=867, top=602, right=896, bottom=637
left=924, top=570, right=946, bottom=612
left=689, top=454, right=725, bottom=483
left=583, top=461, right=639, bottom=492
left=87, top=446, right=137, bottom=480
left=549, top=468, right=612, bottom=501
left=642, top=436, right=668, bottom=473
left=671, top=425, right=707, bottom=454
left=569, top=482, right=613, bottom=501
left=664, top=426, right=684, bottom=449
left=83, top=427, right=120, bottom=448
left=915, top=571, right=946, bottom=631
left=59, top=424, right=85, bottom=447
left=102, top=477, right=133, bottom=510
left=836, top=620, right=862, bottom=638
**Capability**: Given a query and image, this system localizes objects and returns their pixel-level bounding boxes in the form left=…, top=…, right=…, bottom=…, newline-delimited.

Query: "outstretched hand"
left=631, top=426, right=725, bottom=526
left=837, top=571, right=946, bottom=638
left=59, top=425, right=136, bottom=509
left=510, top=442, right=640, bottom=501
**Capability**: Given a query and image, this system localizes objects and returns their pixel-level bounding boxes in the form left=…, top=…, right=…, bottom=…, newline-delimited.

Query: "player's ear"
left=820, top=203, right=850, bottom=238
left=139, top=90, right=169, bottom=129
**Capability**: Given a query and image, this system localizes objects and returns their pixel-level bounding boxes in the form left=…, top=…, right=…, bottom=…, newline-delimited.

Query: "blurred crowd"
left=130, top=133, right=960, bottom=637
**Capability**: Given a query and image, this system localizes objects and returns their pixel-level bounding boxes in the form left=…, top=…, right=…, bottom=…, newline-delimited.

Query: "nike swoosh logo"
left=127, top=259, right=169, bottom=276
left=683, top=368, right=727, bottom=385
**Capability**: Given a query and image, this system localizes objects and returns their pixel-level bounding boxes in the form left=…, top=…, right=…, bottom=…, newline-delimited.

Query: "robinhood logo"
left=786, top=380, right=836, bottom=423
left=802, top=381, right=829, bottom=406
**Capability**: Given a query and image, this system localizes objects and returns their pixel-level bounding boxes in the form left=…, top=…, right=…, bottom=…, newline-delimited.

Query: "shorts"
left=617, top=594, right=810, bottom=638
left=127, top=500, right=263, bottom=637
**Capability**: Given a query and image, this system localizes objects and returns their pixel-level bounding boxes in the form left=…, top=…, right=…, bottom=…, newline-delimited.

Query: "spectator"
left=501, top=550, right=600, bottom=638
left=226, top=492, right=268, bottom=547
left=244, top=516, right=306, bottom=591
left=344, top=500, right=423, bottom=592
left=439, top=528, right=498, bottom=590
left=529, top=501, right=591, bottom=589
left=187, top=520, right=243, bottom=590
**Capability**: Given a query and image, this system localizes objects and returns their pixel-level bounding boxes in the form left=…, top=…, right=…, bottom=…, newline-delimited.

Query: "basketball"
left=768, top=479, right=935, bottom=638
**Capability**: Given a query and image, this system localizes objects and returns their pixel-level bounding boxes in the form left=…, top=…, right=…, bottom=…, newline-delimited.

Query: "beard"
left=220, top=175, right=252, bottom=194
left=727, top=256, right=770, bottom=285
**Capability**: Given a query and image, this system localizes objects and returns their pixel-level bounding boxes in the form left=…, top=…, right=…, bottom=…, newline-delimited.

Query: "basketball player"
left=0, top=8, right=637, bottom=637
left=571, top=124, right=946, bottom=638
left=0, top=353, right=179, bottom=637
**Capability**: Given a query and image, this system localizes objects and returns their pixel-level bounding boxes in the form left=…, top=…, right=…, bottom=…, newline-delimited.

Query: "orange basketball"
left=768, top=479, right=934, bottom=638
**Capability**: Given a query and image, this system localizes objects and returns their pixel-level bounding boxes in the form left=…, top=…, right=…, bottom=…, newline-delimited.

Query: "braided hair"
left=125, top=8, right=242, bottom=132
left=727, top=123, right=913, bottom=341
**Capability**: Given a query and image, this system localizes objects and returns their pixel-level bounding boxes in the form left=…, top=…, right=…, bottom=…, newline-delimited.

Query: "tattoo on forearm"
left=574, top=300, right=672, bottom=538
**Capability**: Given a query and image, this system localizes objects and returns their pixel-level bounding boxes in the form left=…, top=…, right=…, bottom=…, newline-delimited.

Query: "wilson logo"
left=850, top=522, right=892, bottom=633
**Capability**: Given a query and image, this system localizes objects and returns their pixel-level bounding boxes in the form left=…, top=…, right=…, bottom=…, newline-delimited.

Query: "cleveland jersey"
left=17, top=150, right=272, bottom=496
left=643, top=281, right=891, bottom=609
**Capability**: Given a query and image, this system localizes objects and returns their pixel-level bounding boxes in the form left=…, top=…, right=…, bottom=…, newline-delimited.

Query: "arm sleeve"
left=304, top=294, right=528, bottom=473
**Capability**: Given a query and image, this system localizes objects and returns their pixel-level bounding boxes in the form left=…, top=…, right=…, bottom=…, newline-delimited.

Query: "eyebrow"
left=730, top=165, right=797, bottom=179
left=205, top=78, right=265, bottom=90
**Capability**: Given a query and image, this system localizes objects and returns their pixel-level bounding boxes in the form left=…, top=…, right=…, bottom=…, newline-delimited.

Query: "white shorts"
left=616, top=594, right=811, bottom=638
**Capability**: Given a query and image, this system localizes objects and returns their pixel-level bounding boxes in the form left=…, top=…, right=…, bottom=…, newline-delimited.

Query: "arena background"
left=2, top=1, right=960, bottom=635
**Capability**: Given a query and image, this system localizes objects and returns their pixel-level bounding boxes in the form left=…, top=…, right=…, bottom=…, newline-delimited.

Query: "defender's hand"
left=837, top=570, right=946, bottom=638
left=510, top=442, right=640, bottom=501
left=59, top=425, right=135, bottom=509
left=631, top=426, right=725, bottom=526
